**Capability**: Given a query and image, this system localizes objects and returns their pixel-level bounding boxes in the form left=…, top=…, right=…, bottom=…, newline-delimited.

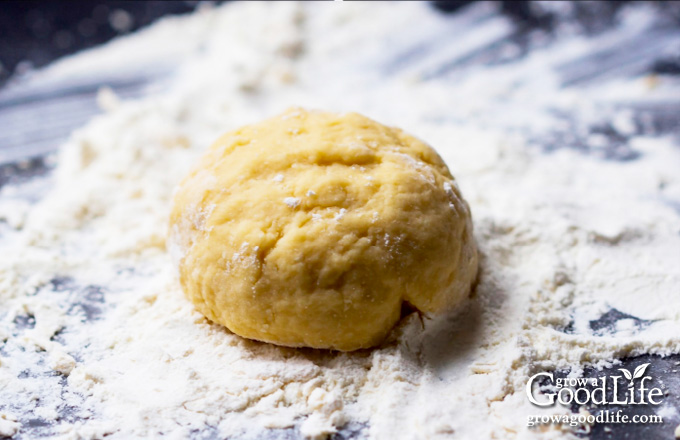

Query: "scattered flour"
left=333, top=208, right=347, bottom=221
left=284, top=197, right=302, bottom=208
left=0, top=2, right=679, bottom=440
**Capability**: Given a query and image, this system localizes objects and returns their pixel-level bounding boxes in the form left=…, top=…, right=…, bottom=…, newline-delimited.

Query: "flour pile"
left=1, top=2, right=679, bottom=439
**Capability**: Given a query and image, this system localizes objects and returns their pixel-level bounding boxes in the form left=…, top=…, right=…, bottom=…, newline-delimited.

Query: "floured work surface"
left=1, top=2, right=680, bottom=439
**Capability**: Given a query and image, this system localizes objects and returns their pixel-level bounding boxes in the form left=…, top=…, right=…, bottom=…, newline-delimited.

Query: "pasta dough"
left=169, top=108, right=478, bottom=350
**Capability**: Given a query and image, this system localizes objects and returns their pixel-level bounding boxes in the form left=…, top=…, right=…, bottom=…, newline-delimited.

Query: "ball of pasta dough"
left=169, top=108, right=478, bottom=351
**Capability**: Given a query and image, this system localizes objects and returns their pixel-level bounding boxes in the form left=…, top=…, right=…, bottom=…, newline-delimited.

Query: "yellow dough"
left=169, top=108, right=478, bottom=351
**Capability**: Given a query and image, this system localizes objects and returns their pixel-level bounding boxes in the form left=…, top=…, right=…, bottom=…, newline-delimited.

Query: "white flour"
left=1, top=2, right=680, bottom=439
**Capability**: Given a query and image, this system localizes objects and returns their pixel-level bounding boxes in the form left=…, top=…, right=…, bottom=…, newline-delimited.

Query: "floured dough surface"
left=169, top=108, right=477, bottom=350
left=1, top=2, right=680, bottom=440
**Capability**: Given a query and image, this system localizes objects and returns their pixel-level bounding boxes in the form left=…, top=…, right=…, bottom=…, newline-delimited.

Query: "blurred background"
left=0, top=1, right=210, bottom=84
left=1, top=1, right=679, bottom=167
left=2, top=1, right=679, bottom=85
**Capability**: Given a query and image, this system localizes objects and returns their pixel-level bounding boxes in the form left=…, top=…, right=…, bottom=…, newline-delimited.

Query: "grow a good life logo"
left=527, top=363, right=663, bottom=407
left=525, top=363, right=666, bottom=428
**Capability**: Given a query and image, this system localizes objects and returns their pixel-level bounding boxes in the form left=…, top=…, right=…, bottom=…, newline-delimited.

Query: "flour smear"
left=1, top=2, right=680, bottom=439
